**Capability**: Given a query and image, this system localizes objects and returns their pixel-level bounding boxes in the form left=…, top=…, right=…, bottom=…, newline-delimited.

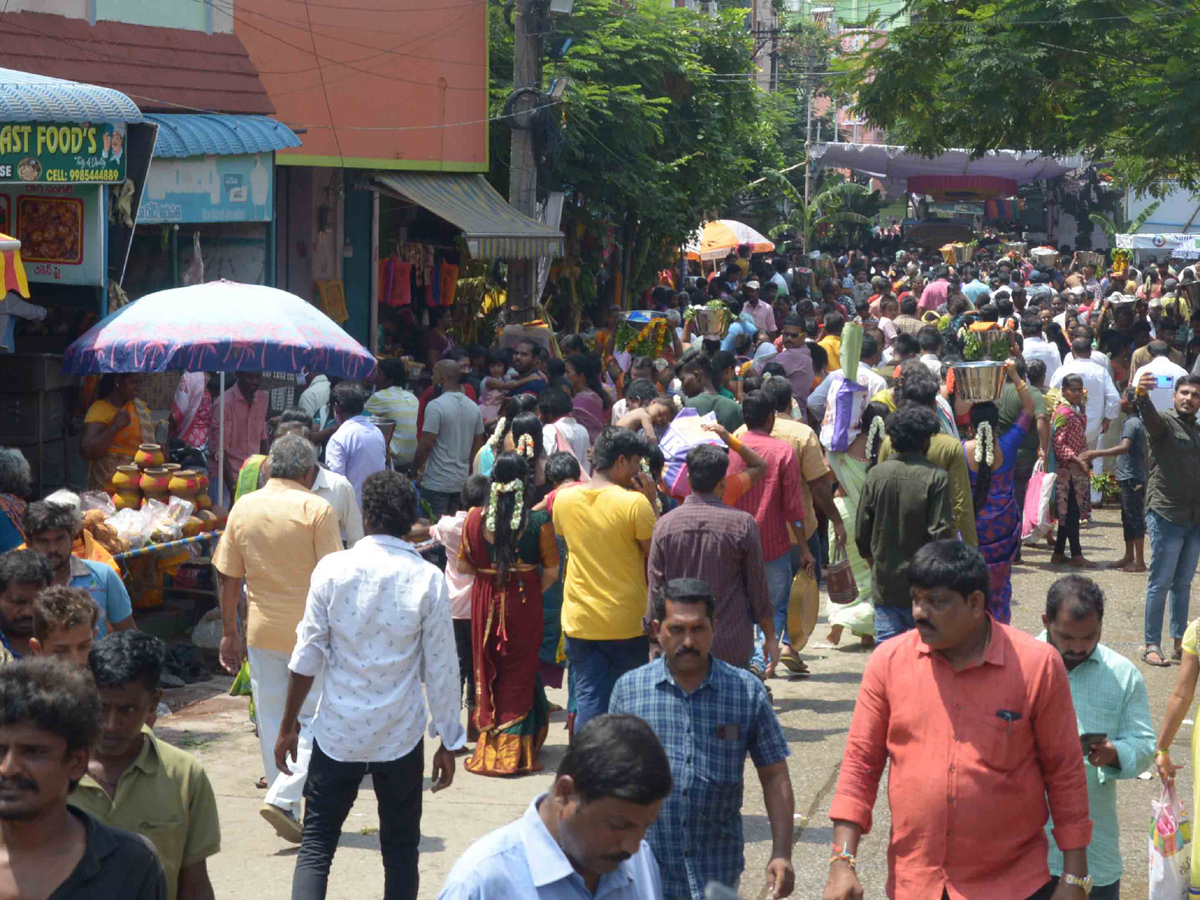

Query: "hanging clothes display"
left=440, top=261, right=459, bottom=306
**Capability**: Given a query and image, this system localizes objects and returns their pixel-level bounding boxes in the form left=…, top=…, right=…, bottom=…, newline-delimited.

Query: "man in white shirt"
left=277, top=411, right=364, bottom=546
left=1019, top=315, right=1062, bottom=384
left=438, top=714, right=670, bottom=900
left=277, top=470, right=464, bottom=899
left=296, top=371, right=330, bottom=422
left=1131, top=341, right=1189, bottom=412
left=540, top=387, right=592, bottom=474
left=1050, top=336, right=1121, bottom=499
left=917, top=326, right=943, bottom=378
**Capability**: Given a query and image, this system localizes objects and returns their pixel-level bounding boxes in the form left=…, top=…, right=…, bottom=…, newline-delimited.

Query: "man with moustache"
left=1039, top=576, right=1154, bottom=899
left=824, top=541, right=1093, bottom=900
left=0, top=658, right=166, bottom=898
left=610, top=578, right=794, bottom=900
left=0, top=550, right=53, bottom=661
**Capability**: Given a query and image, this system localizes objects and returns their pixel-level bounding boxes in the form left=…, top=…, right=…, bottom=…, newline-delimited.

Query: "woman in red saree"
left=457, top=451, right=560, bottom=776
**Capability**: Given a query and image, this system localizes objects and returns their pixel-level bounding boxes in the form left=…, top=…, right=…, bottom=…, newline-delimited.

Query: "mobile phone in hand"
left=1156, top=375, right=1177, bottom=389
left=1080, top=732, right=1107, bottom=755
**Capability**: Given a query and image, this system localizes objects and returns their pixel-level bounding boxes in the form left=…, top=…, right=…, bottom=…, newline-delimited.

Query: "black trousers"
left=292, top=739, right=424, bottom=900
left=453, top=618, right=475, bottom=710
left=1054, top=486, right=1083, bottom=558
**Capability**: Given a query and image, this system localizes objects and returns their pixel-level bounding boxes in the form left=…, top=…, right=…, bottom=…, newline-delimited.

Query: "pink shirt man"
left=213, top=382, right=268, bottom=479
left=918, top=277, right=950, bottom=314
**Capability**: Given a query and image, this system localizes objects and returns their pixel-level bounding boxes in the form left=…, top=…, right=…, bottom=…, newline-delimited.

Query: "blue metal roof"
left=145, top=114, right=302, bottom=158
left=0, top=67, right=143, bottom=123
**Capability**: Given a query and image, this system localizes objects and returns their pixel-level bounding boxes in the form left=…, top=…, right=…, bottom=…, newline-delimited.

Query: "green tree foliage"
left=831, top=0, right=1200, bottom=194
left=763, top=170, right=877, bottom=251
left=489, top=0, right=788, bottom=305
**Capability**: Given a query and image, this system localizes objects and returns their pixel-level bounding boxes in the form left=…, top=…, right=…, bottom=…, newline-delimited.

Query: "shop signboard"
left=0, top=122, right=127, bottom=184
left=139, top=153, right=274, bottom=224
left=0, top=183, right=105, bottom=286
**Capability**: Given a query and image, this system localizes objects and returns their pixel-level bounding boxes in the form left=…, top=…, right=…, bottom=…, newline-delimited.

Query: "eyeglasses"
left=783, top=331, right=803, bottom=340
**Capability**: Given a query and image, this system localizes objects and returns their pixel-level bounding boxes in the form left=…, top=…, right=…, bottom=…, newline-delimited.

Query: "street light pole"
left=508, top=0, right=540, bottom=319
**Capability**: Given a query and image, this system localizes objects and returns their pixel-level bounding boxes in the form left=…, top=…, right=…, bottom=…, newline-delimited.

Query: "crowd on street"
left=6, top=242, right=1200, bottom=899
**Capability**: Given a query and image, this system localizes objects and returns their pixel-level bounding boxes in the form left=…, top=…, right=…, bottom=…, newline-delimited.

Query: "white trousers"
left=247, top=645, right=322, bottom=818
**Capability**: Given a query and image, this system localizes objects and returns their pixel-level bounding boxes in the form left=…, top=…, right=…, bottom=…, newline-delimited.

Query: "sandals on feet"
left=1143, top=645, right=1171, bottom=667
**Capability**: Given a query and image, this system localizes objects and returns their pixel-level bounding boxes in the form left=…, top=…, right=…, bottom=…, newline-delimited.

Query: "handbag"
left=825, top=540, right=858, bottom=605
left=1149, top=782, right=1191, bottom=899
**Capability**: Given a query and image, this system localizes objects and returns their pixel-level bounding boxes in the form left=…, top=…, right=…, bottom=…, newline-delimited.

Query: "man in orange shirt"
left=824, top=541, right=1092, bottom=900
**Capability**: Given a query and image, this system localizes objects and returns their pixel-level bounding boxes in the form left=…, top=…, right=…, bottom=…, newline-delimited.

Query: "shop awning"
left=372, top=173, right=564, bottom=260
left=0, top=67, right=142, bottom=123
left=144, top=114, right=302, bottom=158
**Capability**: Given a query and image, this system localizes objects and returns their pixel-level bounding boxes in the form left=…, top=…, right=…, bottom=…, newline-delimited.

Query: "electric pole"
left=508, top=0, right=540, bottom=319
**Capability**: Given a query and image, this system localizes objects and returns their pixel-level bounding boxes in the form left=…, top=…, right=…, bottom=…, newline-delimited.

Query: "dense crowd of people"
left=2, top=241, right=1200, bottom=898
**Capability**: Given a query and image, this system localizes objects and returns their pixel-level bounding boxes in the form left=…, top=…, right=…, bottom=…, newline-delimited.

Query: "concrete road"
left=163, top=506, right=1184, bottom=898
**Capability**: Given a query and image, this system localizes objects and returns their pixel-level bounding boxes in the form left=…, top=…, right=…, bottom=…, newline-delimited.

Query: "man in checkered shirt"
left=609, top=578, right=794, bottom=900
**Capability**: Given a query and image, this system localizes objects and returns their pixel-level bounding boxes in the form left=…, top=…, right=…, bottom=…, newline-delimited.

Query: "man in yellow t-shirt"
left=553, top=426, right=657, bottom=730
left=818, top=310, right=844, bottom=371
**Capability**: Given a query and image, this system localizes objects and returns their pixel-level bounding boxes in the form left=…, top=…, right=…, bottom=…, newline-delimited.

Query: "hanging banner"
left=0, top=122, right=127, bottom=184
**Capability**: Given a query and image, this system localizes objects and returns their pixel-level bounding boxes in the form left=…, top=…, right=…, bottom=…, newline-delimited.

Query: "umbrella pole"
left=218, top=371, right=225, bottom=505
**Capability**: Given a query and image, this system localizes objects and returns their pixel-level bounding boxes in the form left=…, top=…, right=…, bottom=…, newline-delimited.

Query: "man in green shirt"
left=680, top=350, right=744, bottom=432
left=1040, top=575, right=1154, bottom=898
left=70, top=631, right=221, bottom=900
left=876, top=363, right=978, bottom=546
left=857, top=402, right=955, bottom=641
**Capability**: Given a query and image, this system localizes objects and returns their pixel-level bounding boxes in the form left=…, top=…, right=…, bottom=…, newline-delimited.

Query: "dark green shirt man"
left=1136, top=391, right=1200, bottom=524
left=855, top=453, right=955, bottom=608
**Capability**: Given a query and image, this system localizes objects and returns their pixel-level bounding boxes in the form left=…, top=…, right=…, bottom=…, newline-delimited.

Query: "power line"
left=301, top=0, right=346, bottom=166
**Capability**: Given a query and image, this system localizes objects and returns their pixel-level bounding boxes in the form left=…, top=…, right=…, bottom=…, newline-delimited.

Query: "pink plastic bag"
left=1021, top=461, right=1054, bottom=543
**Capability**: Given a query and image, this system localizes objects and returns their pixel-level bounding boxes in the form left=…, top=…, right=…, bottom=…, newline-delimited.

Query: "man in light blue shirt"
left=720, top=299, right=758, bottom=353
left=1041, top=575, right=1155, bottom=899
left=961, top=268, right=991, bottom=307
left=438, top=714, right=670, bottom=900
left=324, top=380, right=387, bottom=506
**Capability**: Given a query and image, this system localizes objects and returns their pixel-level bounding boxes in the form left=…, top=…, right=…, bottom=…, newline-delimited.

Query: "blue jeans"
left=1144, top=510, right=1200, bottom=646
left=564, top=635, right=649, bottom=731
left=874, top=606, right=915, bottom=643
left=751, top=553, right=794, bottom=669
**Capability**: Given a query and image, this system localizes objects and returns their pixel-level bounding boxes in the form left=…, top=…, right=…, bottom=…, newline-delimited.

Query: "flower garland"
left=974, top=421, right=995, bottom=466
left=485, top=478, right=525, bottom=533
left=486, top=416, right=508, bottom=452
left=515, top=433, right=535, bottom=459
left=864, top=415, right=886, bottom=460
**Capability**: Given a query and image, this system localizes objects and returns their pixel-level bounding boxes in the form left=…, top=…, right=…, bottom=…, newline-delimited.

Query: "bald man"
left=411, top=359, right=485, bottom=518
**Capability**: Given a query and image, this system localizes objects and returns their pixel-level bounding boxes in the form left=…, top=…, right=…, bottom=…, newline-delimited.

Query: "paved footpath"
left=159, top=507, right=1181, bottom=898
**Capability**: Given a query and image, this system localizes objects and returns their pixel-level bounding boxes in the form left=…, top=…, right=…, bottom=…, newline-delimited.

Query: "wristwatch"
left=1060, top=873, right=1092, bottom=895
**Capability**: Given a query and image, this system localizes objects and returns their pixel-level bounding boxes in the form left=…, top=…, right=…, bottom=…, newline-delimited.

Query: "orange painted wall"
left=235, top=0, right=488, bottom=171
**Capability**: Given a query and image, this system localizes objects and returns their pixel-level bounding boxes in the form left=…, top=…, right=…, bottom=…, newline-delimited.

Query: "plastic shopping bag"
left=1150, top=783, right=1191, bottom=899
left=1021, top=461, right=1055, bottom=544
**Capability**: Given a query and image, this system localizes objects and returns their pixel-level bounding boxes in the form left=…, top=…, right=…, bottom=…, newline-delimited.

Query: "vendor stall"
left=62, top=279, right=375, bottom=610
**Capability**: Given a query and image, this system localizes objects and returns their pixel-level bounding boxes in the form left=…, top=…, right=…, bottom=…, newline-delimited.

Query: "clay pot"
left=134, top=444, right=165, bottom=468
left=142, top=492, right=170, bottom=508
left=182, top=517, right=204, bottom=538
left=168, top=469, right=200, bottom=499
left=194, top=492, right=213, bottom=511
left=113, top=490, right=142, bottom=511
left=196, top=472, right=210, bottom=492
left=196, top=510, right=218, bottom=532
left=140, top=468, right=171, bottom=494
left=160, top=463, right=182, bottom=474
left=110, top=465, right=140, bottom=492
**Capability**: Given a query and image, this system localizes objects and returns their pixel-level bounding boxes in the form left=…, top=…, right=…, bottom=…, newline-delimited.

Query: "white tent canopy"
left=810, top=142, right=1085, bottom=198
left=1115, top=233, right=1200, bottom=258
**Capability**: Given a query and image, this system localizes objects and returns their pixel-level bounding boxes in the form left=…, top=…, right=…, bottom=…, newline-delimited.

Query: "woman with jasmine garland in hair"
left=508, top=411, right=551, bottom=506
left=473, top=394, right=539, bottom=477
left=457, top=451, right=560, bottom=776
left=824, top=401, right=890, bottom=646
left=961, top=358, right=1034, bottom=623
